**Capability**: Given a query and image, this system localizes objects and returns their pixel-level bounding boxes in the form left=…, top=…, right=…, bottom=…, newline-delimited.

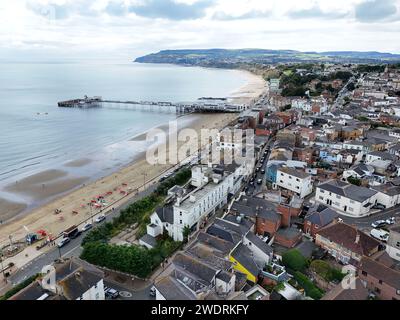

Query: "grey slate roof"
left=305, top=204, right=339, bottom=227
left=231, top=196, right=280, bottom=222
left=207, top=218, right=252, bottom=244
left=245, top=231, right=273, bottom=256
left=230, top=243, right=260, bottom=278
left=59, top=268, right=103, bottom=300
left=371, top=183, right=400, bottom=196
left=156, top=206, right=174, bottom=224
left=173, top=253, right=218, bottom=285
left=139, top=234, right=158, bottom=248
left=278, top=166, right=311, bottom=179
left=155, top=276, right=196, bottom=300
left=317, top=179, right=377, bottom=203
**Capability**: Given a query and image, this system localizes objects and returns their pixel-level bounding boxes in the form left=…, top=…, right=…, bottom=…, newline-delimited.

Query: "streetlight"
left=0, top=248, right=6, bottom=283
left=142, top=172, right=148, bottom=188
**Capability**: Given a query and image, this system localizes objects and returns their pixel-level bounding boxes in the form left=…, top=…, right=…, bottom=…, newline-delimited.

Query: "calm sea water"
left=0, top=61, right=248, bottom=202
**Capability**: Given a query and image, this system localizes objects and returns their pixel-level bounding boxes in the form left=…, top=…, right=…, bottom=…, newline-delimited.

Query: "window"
left=336, top=195, right=341, bottom=199
left=319, top=196, right=324, bottom=200
left=296, top=178, right=300, bottom=182
left=350, top=200, right=355, bottom=204
left=289, top=176, right=292, bottom=179
left=180, top=220, right=182, bottom=224
left=362, top=271, right=367, bottom=276
left=296, top=186, right=300, bottom=189
left=379, top=280, right=383, bottom=285
left=396, top=241, right=400, bottom=248
left=375, top=288, right=381, bottom=294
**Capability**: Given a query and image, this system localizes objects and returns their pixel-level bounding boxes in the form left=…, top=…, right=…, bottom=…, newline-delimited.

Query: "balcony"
left=261, top=263, right=289, bottom=282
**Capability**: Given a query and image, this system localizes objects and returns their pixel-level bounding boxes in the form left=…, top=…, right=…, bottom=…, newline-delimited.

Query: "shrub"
left=0, top=274, right=41, bottom=300
left=282, top=249, right=308, bottom=273
left=294, top=272, right=324, bottom=300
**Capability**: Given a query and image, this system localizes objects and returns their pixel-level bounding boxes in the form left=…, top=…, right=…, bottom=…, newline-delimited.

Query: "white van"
left=370, top=229, right=389, bottom=242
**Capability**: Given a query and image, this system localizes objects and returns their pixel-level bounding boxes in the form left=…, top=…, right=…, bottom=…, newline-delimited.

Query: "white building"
left=292, top=98, right=311, bottom=112
left=370, top=183, right=400, bottom=209
left=315, top=180, right=378, bottom=217
left=386, top=227, right=400, bottom=262
left=143, top=164, right=246, bottom=243
left=275, top=166, right=313, bottom=198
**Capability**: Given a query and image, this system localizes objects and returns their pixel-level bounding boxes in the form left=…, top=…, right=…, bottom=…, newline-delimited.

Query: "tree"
left=347, top=176, right=361, bottom=186
left=282, top=249, right=308, bottom=272
left=182, top=225, right=191, bottom=243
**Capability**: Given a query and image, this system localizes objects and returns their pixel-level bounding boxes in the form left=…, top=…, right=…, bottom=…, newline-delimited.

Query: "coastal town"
left=2, top=61, right=400, bottom=301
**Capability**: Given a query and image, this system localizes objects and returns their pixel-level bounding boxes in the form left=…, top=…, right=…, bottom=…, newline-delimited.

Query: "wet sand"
left=0, top=71, right=266, bottom=246
left=0, top=198, right=27, bottom=223
left=64, top=158, right=92, bottom=168
left=4, top=169, right=88, bottom=202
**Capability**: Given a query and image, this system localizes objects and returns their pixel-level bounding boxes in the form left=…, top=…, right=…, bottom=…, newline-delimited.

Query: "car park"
left=95, top=214, right=106, bottom=223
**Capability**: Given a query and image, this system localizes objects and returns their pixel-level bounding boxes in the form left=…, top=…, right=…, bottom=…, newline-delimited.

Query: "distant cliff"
left=135, top=49, right=400, bottom=66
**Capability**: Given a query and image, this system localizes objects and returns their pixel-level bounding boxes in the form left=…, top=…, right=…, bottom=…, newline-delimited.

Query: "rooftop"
left=317, top=179, right=377, bottom=203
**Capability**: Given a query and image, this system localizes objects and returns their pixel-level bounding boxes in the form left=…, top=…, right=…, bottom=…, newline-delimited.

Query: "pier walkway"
left=58, top=96, right=247, bottom=114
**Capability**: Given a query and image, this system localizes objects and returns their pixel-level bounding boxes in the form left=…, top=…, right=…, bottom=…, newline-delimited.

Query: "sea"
left=0, top=61, right=249, bottom=205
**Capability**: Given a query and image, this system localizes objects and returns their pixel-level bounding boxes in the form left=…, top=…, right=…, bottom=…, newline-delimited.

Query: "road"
left=246, top=138, right=274, bottom=196
left=341, top=204, right=400, bottom=228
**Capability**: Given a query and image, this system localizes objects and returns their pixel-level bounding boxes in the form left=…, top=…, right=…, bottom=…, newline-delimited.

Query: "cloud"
left=288, top=5, right=348, bottom=20
left=355, top=0, right=398, bottom=22
left=212, top=10, right=270, bottom=21
left=128, top=0, right=215, bottom=20
left=105, top=1, right=128, bottom=17
left=26, top=0, right=98, bottom=20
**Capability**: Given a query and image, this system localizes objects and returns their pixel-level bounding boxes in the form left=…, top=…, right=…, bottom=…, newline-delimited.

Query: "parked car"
left=57, top=237, right=70, bottom=248
left=386, top=217, right=395, bottom=225
left=149, top=286, right=156, bottom=297
left=81, top=223, right=93, bottom=232
left=371, top=220, right=386, bottom=228
left=95, top=214, right=106, bottom=223
left=370, top=229, right=389, bottom=242
left=372, top=204, right=386, bottom=210
left=257, top=179, right=263, bottom=185
left=256, top=167, right=260, bottom=172
left=261, top=169, right=265, bottom=174
left=104, top=287, right=119, bottom=299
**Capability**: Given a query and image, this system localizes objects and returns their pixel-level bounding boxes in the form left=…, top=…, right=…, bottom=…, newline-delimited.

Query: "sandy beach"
left=0, top=70, right=266, bottom=247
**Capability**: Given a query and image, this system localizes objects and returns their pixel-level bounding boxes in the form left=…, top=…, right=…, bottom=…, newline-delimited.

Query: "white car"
left=81, top=223, right=93, bottom=232
left=370, top=229, right=389, bottom=242
left=371, top=220, right=386, bottom=228
left=95, top=215, right=106, bottom=223
left=386, top=217, right=395, bottom=225
left=58, top=237, right=70, bottom=248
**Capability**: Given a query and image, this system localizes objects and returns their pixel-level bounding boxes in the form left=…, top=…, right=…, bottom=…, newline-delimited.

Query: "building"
left=303, top=204, right=339, bottom=238
left=358, top=256, right=400, bottom=300
left=9, top=258, right=105, bottom=301
left=322, top=277, right=369, bottom=300
left=315, top=222, right=381, bottom=265
left=315, top=180, right=378, bottom=217
left=275, top=166, right=313, bottom=199
left=386, top=226, right=400, bottom=262
left=370, top=183, right=400, bottom=209
left=142, top=163, right=246, bottom=243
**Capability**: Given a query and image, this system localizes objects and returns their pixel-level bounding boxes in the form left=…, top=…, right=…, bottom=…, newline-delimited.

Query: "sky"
left=1, top=0, right=400, bottom=61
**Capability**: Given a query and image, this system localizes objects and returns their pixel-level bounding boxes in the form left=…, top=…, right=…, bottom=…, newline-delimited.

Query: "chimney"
left=355, top=232, right=360, bottom=244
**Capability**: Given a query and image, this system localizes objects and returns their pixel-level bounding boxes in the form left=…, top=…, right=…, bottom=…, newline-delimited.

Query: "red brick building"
left=358, top=256, right=400, bottom=300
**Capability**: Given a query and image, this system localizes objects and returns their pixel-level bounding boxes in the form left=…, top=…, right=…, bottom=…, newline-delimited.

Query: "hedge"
left=294, top=272, right=324, bottom=300
left=0, top=274, right=41, bottom=300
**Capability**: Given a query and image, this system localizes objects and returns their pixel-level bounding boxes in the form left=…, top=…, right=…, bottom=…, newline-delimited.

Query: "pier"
left=57, top=96, right=247, bottom=114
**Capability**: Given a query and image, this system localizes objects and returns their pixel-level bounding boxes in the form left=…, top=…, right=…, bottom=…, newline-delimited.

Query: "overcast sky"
left=1, top=0, right=400, bottom=61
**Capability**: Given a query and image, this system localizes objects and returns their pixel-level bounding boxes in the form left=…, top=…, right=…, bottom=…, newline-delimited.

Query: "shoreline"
left=0, top=68, right=266, bottom=246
